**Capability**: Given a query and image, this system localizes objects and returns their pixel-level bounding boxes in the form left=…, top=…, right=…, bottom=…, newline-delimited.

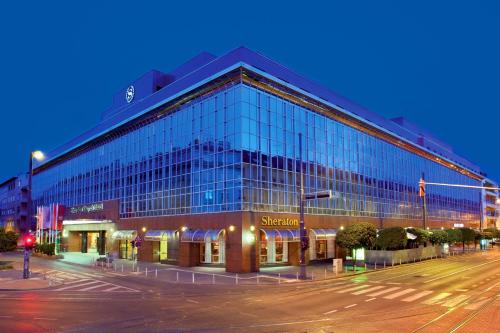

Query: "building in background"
left=482, top=178, right=499, bottom=229
left=0, top=174, right=29, bottom=233
left=31, top=47, right=490, bottom=273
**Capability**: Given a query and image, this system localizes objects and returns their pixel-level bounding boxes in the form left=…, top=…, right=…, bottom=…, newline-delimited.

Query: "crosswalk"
left=43, top=269, right=138, bottom=292
left=323, top=281, right=470, bottom=308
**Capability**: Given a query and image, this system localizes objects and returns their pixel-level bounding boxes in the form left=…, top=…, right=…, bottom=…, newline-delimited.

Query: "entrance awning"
left=112, top=230, right=136, bottom=240
left=310, top=229, right=337, bottom=240
left=144, top=230, right=177, bottom=241
left=181, top=229, right=225, bottom=243
left=261, top=229, right=299, bottom=242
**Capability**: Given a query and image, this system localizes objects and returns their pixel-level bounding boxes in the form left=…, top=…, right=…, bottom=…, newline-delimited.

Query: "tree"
left=484, top=228, right=500, bottom=239
left=0, top=229, right=19, bottom=252
left=406, top=228, right=430, bottom=247
left=336, top=222, right=377, bottom=270
left=459, top=228, right=476, bottom=252
left=375, top=227, right=407, bottom=250
left=445, top=229, right=461, bottom=245
left=429, top=230, right=448, bottom=245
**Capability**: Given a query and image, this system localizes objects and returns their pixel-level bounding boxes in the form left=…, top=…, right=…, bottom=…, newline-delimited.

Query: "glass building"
left=32, top=47, right=484, bottom=272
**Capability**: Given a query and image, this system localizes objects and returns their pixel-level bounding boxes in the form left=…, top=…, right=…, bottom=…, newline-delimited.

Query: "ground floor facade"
left=58, top=200, right=481, bottom=273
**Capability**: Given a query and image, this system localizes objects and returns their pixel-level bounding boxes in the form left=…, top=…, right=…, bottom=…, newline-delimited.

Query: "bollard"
left=155, top=268, right=158, bottom=278
left=192, top=272, right=195, bottom=284
left=278, top=273, right=281, bottom=284
left=384, top=261, right=386, bottom=269
left=121, top=264, right=124, bottom=273
left=364, top=263, right=367, bottom=271
left=375, top=262, right=377, bottom=270
left=145, top=267, right=148, bottom=277
left=236, top=274, right=239, bottom=285
left=324, top=268, right=327, bottom=279
left=296, top=272, right=299, bottom=281
left=176, top=271, right=179, bottom=283
left=312, top=271, right=314, bottom=280
left=399, top=258, right=401, bottom=265
left=212, top=274, right=215, bottom=284
left=257, top=275, right=260, bottom=284
left=392, top=260, right=394, bottom=267
left=414, top=257, right=416, bottom=263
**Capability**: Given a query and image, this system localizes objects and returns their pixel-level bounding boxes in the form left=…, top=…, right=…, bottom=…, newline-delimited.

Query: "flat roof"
left=34, top=47, right=482, bottom=178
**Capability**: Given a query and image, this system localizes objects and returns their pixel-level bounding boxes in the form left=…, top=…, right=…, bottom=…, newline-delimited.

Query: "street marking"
left=107, top=272, right=126, bottom=277
left=344, top=304, right=357, bottom=309
left=53, top=281, right=101, bottom=291
left=422, top=292, right=451, bottom=305
left=402, top=291, right=433, bottom=302
left=367, top=287, right=400, bottom=297
left=186, top=299, right=200, bottom=304
left=455, top=289, right=468, bottom=292
left=383, top=288, right=416, bottom=300
left=464, top=298, right=489, bottom=310
left=387, top=282, right=402, bottom=285
left=59, top=279, right=91, bottom=285
left=365, top=298, right=376, bottom=302
left=34, top=317, right=57, bottom=321
left=442, top=295, right=469, bottom=307
left=80, top=282, right=111, bottom=291
left=337, top=285, right=370, bottom=294
left=323, top=309, right=337, bottom=315
left=424, top=259, right=500, bottom=283
left=352, top=286, right=385, bottom=295
left=102, top=286, right=122, bottom=292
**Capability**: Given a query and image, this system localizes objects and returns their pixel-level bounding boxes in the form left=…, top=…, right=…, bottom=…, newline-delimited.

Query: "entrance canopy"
left=144, top=230, right=177, bottom=241
left=261, top=229, right=299, bottom=242
left=181, top=229, right=225, bottom=243
left=309, top=229, right=337, bottom=240
left=112, top=230, right=136, bottom=240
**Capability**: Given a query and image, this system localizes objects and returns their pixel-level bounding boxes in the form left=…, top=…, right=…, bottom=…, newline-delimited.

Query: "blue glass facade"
left=33, top=83, right=481, bottom=224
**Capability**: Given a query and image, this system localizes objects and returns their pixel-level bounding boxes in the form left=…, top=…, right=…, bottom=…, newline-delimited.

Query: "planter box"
left=365, top=246, right=442, bottom=264
left=32, top=252, right=64, bottom=260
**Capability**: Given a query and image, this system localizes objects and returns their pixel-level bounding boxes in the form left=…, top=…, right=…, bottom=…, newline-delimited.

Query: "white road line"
left=464, top=298, right=489, bottom=310
left=59, top=279, right=91, bottom=285
left=424, top=259, right=500, bottom=283
left=352, top=286, right=385, bottom=295
left=383, top=288, right=416, bottom=300
left=422, top=292, right=452, bottom=305
left=107, top=272, right=126, bottom=277
left=79, top=282, right=111, bottom=291
left=33, top=317, right=57, bottom=321
left=53, top=280, right=101, bottom=291
left=323, top=309, right=337, bottom=315
left=102, top=286, right=122, bottom=292
left=344, top=304, right=357, bottom=309
left=365, top=298, right=376, bottom=302
left=186, top=299, right=200, bottom=304
left=442, top=295, right=469, bottom=307
left=402, top=291, right=433, bottom=302
left=337, top=285, right=370, bottom=294
left=455, top=289, right=468, bottom=292
left=367, top=287, right=400, bottom=297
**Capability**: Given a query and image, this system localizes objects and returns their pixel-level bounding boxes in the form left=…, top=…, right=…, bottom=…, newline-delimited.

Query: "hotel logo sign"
left=261, top=216, right=299, bottom=227
left=126, top=85, right=135, bottom=103
left=70, top=203, right=104, bottom=214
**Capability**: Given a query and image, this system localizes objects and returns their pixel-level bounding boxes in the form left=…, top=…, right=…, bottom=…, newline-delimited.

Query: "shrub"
left=375, top=227, right=407, bottom=250
left=336, top=222, right=377, bottom=269
left=0, top=229, right=19, bottom=252
left=406, top=228, right=430, bottom=247
left=429, top=230, right=448, bottom=245
left=34, top=243, right=55, bottom=256
left=445, top=229, right=461, bottom=244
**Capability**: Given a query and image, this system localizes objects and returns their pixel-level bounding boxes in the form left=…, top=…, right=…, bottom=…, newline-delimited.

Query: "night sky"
left=1, top=1, right=498, bottom=183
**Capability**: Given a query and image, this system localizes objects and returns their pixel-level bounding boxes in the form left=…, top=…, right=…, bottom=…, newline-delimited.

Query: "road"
left=0, top=248, right=499, bottom=333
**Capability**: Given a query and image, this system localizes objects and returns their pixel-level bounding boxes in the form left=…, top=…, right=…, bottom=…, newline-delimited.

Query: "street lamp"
left=24, top=150, right=44, bottom=279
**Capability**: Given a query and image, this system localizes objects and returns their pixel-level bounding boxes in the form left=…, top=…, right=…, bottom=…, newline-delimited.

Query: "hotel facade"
left=32, top=47, right=485, bottom=272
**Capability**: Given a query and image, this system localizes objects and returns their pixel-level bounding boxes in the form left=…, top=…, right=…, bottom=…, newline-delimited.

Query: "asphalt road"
left=0, top=248, right=499, bottom=333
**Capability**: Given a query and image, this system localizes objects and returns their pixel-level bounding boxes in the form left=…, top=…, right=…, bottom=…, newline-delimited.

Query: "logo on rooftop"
left=126, top=85, right=135, bottom=103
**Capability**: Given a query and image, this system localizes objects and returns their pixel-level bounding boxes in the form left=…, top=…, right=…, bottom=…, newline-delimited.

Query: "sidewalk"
left=0, top=269, right=51, bottom=290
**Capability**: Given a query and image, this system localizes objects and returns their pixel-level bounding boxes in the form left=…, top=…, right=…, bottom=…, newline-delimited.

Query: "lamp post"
left=23, top=150, right=44, bottom=279
left=298, top=134, right=332, bottom=280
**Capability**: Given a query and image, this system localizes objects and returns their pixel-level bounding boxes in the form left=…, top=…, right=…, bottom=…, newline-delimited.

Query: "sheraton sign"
left=70, top=203, right=104, bottom=214
left=260, top=216, right=299, bottom=227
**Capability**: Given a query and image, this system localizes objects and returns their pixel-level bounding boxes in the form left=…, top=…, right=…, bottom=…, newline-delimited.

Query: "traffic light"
left=24, top=235, right=35, bottom=250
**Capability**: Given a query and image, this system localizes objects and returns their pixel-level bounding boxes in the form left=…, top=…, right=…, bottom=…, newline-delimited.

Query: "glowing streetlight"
left=32, top=150, right=45, bottom=161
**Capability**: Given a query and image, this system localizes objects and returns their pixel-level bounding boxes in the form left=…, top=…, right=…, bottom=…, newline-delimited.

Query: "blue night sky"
left=0, top=1, right=498, bottom=183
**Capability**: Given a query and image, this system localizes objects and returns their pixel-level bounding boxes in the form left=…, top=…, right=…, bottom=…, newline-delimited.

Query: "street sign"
left=134, top=235, right=142, bottom=248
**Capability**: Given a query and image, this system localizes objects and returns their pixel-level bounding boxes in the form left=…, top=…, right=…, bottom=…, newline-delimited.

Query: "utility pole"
left=419, top=173, right=427, bottom=230
left=298, top=133, right=307, bottom=280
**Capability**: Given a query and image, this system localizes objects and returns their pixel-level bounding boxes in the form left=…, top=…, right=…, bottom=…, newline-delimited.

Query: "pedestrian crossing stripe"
left=383, top=288, right=415, bottom=299
left=337, top=285, right=370, bottom=294
left=352, top=286, right=385, bottom=295
left=401, top=290, right=433, bottom=302
left=441, top=295, right=469, bottom=307
left=422, top=292, right=451, bottom=305
left=367, top=287, right=400, bottom=297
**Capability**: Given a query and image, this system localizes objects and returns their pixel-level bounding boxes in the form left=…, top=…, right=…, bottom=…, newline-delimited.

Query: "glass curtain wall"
left=33, top=83, right=481, bottom=223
